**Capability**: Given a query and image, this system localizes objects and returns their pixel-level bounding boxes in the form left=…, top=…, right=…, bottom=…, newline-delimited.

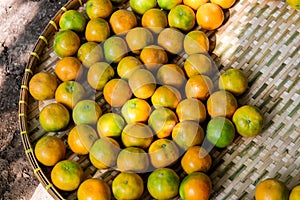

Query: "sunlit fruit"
left=87, top=62, right=115, bottom=90
left=112, top=172, right=144, bottom=200
left=255, top=178, right=289, bottom=200
left=147, top=168, right=180, bottom=199
left=34, top=135, right=66, bottom=166
left=72, top=100, right=102, bottom=125
left=39, top=103, right=70, bottom=132
left=29, top=72, right=58, bottom=101
left=51, top=160, right=83, bottom=191
left=59, top=10, right=86, bottom=32
left=206, top=117, right=235, bottom=148
left=232, top=105, right=264, bottom=137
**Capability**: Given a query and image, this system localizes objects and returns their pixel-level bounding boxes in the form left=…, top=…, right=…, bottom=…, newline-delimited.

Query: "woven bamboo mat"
left=18, top=0, right=299, bottom=199
left=209, top=0, right=300, bottom=199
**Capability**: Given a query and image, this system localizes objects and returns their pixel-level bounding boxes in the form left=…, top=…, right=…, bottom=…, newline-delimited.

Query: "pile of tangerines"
left=27, top=0, right=275, bottom=199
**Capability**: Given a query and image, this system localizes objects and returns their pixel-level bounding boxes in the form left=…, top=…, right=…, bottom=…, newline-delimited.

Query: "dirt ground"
left=0, top=0, right=68, bottom=199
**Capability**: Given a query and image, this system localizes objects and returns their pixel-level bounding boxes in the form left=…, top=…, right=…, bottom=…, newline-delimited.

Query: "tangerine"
left=121, top=122, right=153, bottom=149
left=130, top=0, right=157, bottom=15
left=156, top=64, right=186, bottom=89
left=176, top=98, right=207, bottom=123
left=89, top=137, right=120, bottom=169
left=255, top=178, right=289, bottom=200
left=109, top=9, right=137, bottom=34
left=59, top=10, right=86, bottom=32
left=207, top=90, right=238, bottom=118
left=39, top=103, right=70, bottom=132
left=77, top=42, right=103, bottom=68
left=151, top=85, right=182, bottom=109
left=86, top=0, right=113, bottom=19
left=148, top=138, right=180, bottom=168
left=184, top=53, right=214, bottom=77
left=168, top=4, right=196, bottom=31
left=55, top=81, right=85, bottom=109
left=97, top=113, right=125, bottom=138
left=206, top=117, right=235, bottom=148
left=181, top=146, right=212, bottom=174
left=147, top=168, right=180, bottom=199
left=29, top=72, right=58, bottom=101
left=112, top=172, right=144, bottom=200
left=103, top=78, right=132, bottom=107
left=148, top=107, right=178, bottom=139
left=34, top=135, right=66, bottom=166
left=141, top=8, right=168, bottom=33
left=172, top=120, right=204, bottom=150
left=185, top=74, right=214, bottom=101
left=184, top=30, right=210, bottom=55
left=183, top=0, right=208, bottom=10
left=103, top=36, right=128, bottom=63
left=51, top=160, right=83, bottom=191
left=196, top=3, right=224, bottom=30
left=121, top=98, right=151, bottom=123
left=117, top=56, right=143, bottom=79
left=232, top=105, right=264, bottom=137
left=55, top=57, right=83, bottom=82
left=87, top=62, right=115, bottom=90
left=67, top=124, right=98, bottom=155
left=77, top=178, right=111, bottom=200
left=140, top=45, right=168, bottom=72
left=72, top=100, right=102, bottom=125
left=157, top=27, right=185, bottom=54
left=128, top=68, right=156, bottom=99
left=85, top=18, right=110, bottom=42
left=117, top=147, right=149, bottom=173
left=125, top=27, right=154, bottom=54
left=179, top=172, right=212, bottom=200
left=218, top=68, right=248, bottom=96
left=53, top=30, right=80, bottom=58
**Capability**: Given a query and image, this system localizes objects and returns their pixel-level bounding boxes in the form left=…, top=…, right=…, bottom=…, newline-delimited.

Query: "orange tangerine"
left=125, top=27, right=154, bottom=54
left=176, top=98, right=207, bottom=123
left=85, top=18, right=110, bottom=43
left=117, top=56, right=143, bottom=79
left=185, top=74, right=214, bottom=101
left=29, top=72, right=58, bottom=101
left=55, top=57, right=83, bottom=82
left=183, top=0, right=208, bottom=10
left=141, top=8, right=168, bottom=33
left=67, top=124, right=98, bottom=155
left=34, top=135, right=66, bottom=167
left=121, top=122, right=153, bottom=149
left=148, top=107, right=178, bottom=139
left=85, top=0, right=113, bottom=19
left=109, top=9, right=137, bottom=35
left=184, top=53, right=214, bottom=77
left=181, top=146, right=212, bottom=174
left=128, top=68, right=156, bottom=99
left=172, top=120, right=204, bottom=150
left=196, top=3, right=224, bottom=30
left=207, top=90, right=238, bottom=118
left=121, top=98, right=151, bottom=123
left=103, top=78, right=132, bottom=108
left=184, top=30, right=210, bottom=55
left=157, top=27, right=185, bottom=55
left=140, top=45, right=168, bottom=72
left=77, top=178, right=111, bottom=200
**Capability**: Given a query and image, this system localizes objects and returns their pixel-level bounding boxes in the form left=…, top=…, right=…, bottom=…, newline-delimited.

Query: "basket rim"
left=18, top=0, right=88, bottom=199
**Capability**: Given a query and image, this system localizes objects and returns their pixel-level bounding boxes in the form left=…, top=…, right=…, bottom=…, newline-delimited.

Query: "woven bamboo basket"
left=18, top=0, right=300, bottom=199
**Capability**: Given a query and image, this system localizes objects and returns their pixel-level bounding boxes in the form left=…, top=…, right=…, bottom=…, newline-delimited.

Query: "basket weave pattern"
left=18, top=0, right=300, bottom=199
